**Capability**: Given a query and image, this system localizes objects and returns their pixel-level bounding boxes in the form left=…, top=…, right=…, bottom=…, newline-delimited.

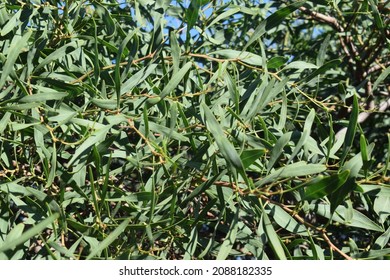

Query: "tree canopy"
left=0, top=0, right=389, bottom=260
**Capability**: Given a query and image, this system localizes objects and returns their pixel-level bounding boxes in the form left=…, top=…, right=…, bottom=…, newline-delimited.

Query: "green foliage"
left=0, top=0, right=389, bottom=260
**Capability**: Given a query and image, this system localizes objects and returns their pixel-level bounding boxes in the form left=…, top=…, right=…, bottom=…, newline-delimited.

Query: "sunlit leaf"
left=0, top=29, right=32, bottom=88
left=210, top=49, right=263, bottom=66
left=311, top=204, right=384, bottom=232
left=202, top=103, right=244, bottom=172
left=0, top=214, right=59, bottom=253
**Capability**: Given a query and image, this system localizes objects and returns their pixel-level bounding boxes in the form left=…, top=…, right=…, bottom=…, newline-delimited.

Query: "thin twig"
left=70, top=52, right=156, bottom=84
left=335, top=98, right=390, bottom=139
left=321, top=232, right=353, bottom=260
left=126, top=118, right=165, bottom=163
left=187, top=52, right=240, bottom=63
left=298, top=6, right=359, bottom=64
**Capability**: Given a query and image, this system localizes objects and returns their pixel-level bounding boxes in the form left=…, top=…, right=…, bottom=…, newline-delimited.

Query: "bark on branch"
left=335, top=98, right=390, bottom=139
left=298, top=6, right=359, bottom=60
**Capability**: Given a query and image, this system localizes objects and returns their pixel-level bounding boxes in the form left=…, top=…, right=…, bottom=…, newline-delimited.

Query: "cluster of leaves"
left=0, top=0, right=389, bottom=260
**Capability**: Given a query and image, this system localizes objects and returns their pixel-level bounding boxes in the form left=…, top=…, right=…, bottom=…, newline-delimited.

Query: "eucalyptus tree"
left=0, top=0, right=389, bottom=260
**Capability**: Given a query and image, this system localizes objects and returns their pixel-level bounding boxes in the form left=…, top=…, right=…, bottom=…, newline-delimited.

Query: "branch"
left=363, top=38, right=386, bottom=71
left=187, top=52, right=240, bottom=63
left=365, top=60, right=390, bottom=77
left=70, top=52, right=156, bottom=85
left=321, top=232, right=353, bottom=260
left=335, top=98, right=390, bottom=139
left=298, top=6, right=359, bottom=63
left=299, top=6, right=343, bottom=31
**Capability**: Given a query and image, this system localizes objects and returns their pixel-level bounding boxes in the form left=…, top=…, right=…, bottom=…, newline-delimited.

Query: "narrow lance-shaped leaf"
left=316, top=34, right=331, bottom=66
left=0, top=214, right=59, bottom=253
left=372, top=65, right=390, bottom=92
left=68, top=125, right=113, bottom=167
left=216, top=209, right=239, bottom=260
left=282, top=61, right=318, bottom=70
left=0, top=112, right=11, bottom=134
left=45, top=142, right=57, bottom=189
left=185, top=0, right=203, bottom=49
left=19, top=92, right=68, bottom=103
left=368, top=0, right=384, bottom=30
left=158, top=62, right=192, bottom=100
left=186, top=0, right=201, bottom=31
left=244, top=1, right=306, bottom=49
left=267, top=56, right=288, bottom=69
left=0, top=29, right=32, bottom=88
left=256, top=162, right=326, bottom=187
left=240, top=149, right=265, bottom=169
left=373, top=226, right=390, bottom=250
left=360, top=134, right=369, bottom=163
left=288, top=108, right=316, bottom=164
left=225, top=72, right=239, bottom=112
left=326, top=113, right=335, bottom=161
left=354, top=248, right=390, bottom=260
left=93, top=18, right=101, bottom=85
left=115, top=30, right=137, bottom=108
left=267, top=132, right=292, bottom=173
left=311, top=204, right=383, bottom=232
left=201, top=103, right=245, bottom=173
left=170, top=31, right=181, bottom=75
left=1, top=223, right=25, bottom=245
left=0, top=9, right=21, bottom=36
left=86, top=219, right=130, bottom=260
left=95, top=3, right=116, bottom=37
left=341, top=94, right=359, bottom=163
left=34, top=40, right=82, bottom=72
left=304, top=170, right=350, bottom=200
left=329, top=151, right=365, bottom=213
left=262, top=208, right=287, bottom=260
left=266, top=204, right=308, bottom=236
left=277, top=91, right=288, bottom=129
left=209, top=49, right=263, bottom=66
left=184, top=227, right=199, bottom=260
left=373, top=196, right=390, bottom=224
left=301, top=59, right=341, bottom=83
left=207, top=7, right=241, bottom=28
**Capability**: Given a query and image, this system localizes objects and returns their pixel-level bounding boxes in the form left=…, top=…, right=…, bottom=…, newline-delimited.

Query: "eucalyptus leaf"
left=0, top=214, right=59, bottom=253
left=245, top=1, right=306, bottom=49
left=311, top=204, right=384, bottom=232
left=304, top=170, right=350, bottom=200
left=0, top=0, right=388, bottom=261
left=0, top=29, right=32, bottom=88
